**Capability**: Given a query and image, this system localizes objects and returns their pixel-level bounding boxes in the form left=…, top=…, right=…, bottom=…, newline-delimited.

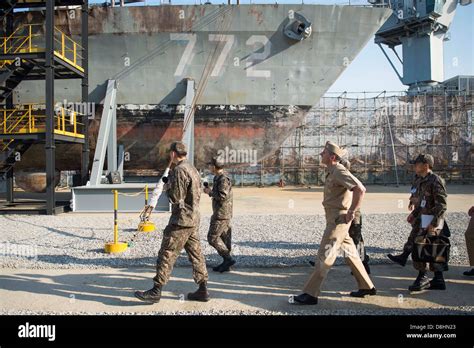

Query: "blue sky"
left=91, top=0, right=473, bottom=92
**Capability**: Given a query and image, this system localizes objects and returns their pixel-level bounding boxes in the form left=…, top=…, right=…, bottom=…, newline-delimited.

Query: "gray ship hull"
left=11, top=4, right=391, bottom=173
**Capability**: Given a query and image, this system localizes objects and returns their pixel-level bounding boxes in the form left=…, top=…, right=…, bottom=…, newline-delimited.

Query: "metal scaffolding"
left=227, top=90, right=474, bottom=186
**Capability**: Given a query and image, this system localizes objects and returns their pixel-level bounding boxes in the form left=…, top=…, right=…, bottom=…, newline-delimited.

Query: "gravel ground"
left=0, top=212, right=470, bottom=269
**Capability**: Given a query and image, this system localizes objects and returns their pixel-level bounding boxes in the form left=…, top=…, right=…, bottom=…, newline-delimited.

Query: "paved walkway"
left=1, top=264, right=472, bottom=314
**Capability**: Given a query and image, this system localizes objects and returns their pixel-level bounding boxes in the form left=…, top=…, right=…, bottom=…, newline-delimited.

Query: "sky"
left=90, top=0, right=473, bottom=93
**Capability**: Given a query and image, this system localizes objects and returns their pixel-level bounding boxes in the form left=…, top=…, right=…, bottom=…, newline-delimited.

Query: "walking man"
left=204, top=156, right=235, bottom=272
left=293, top=141, right=376, bottom=305
left=135, top=141, right=210, bottom=303
left=463, top=206, right=474, bottom=276
left=387, top=173, right=422, bottom=266
left=408, top=154, right=448, bottom=291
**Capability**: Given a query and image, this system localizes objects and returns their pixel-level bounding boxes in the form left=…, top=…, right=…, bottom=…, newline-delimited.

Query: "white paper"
left=421, top=214, right=444, bottom=230
left=421, top=214, right=433, bottom=228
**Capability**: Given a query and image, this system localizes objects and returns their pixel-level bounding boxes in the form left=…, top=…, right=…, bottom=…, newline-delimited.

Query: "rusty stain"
left=14, top=104, right=308, bottom=172
left=248, top=6, right=264, bottom=26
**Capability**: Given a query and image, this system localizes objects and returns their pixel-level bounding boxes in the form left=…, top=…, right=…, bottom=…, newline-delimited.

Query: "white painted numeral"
left=171, top=33, right=197, bottom=77
left=209, top=34, right=235, bottom=77
left=246, top=35, right=271, bottom=78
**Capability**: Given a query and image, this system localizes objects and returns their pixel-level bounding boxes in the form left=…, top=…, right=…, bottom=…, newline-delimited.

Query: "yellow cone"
left=138, top=221, right=156, bottom=233
left=105, top=241, right=128, bottom=254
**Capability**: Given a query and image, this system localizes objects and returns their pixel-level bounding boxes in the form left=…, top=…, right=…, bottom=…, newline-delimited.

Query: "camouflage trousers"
left=466, top=215, right=474, bottom=266
left=153, top=224, right=208, bottom=287
left=402, top=223, right=421, bottom=254
left=207, top=218, right=232, bottom=258
left=348, top=222, right=368, bottom=263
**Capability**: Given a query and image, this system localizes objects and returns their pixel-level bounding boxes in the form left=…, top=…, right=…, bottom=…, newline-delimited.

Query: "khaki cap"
left=325, top=141, right=347, bottom=158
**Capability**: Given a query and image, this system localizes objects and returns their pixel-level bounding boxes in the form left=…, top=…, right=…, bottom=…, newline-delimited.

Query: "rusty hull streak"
left=14, top=104, right=308, bottom=173
left=248, top=7, right=264, bottom=26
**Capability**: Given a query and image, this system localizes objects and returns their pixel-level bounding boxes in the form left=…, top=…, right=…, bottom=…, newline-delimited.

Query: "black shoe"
left=217, top=257, right=236, bottom=273
left=350, top=288, right=377, bottom=298
left=408, top=272, right=430, bottom=292
left=387, top=253, right=408, bottom=267
left=187, top=282, right=210, bottom=302
left=428, top=271, right=446, bottom=290
left=212, top=260, right=225, bottom=272
left=428, top=280, right=446, bottom=290
left=293, top=293, right=318, bottom=305
left=463, top=268, right=474, bottom=276
left=134, top=285, right=162, bottom=303
left=309, top=260, right=315, bottom=267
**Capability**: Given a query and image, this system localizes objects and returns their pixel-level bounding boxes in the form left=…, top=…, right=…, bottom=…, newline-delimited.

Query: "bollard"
left=105, top=190, right=128, bottom=253
left=138, top=184, right=156, bottom=233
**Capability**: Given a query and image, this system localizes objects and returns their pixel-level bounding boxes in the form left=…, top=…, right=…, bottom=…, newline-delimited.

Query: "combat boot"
left=212, top=257, right=225, bottom=272
left=187, top=281, right=210, bottom=302
left=408, top=271, right=430, bottom=291
left=463, top=268, right=474, bottom=276
left=428, top=271, right=446, bottom=290
left=387, top=250, right=410, bottom=267
left=217, top=255, right=236, bottom=273
left=134, top=284, right=162, bottom=303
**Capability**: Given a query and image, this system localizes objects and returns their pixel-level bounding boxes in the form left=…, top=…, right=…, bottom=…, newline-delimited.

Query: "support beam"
left=6, top=168, right=13, bottom=203
left=117, top=144, right=124, bottom=179
left=81, top=0, right=90, bottom=185
left=107, top=100, right=117, bottom=172
left=5, top=10, right=14, bottom=204
left=89, top=79, right=117, bottom=186
left=45, top=0, right=56, bottom=215
left=377, top=43, right=404, bottom=85
left=182, top=78, right=195, bottom=166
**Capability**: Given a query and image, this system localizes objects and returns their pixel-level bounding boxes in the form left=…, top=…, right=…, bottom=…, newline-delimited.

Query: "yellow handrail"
left=0, top=24, right=83, bottom=72
left=0, top=104, right=85, bottom=139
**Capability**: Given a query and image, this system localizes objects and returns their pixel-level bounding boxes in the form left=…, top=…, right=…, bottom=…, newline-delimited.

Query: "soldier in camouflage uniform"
left=135, top=141, right=210, bottom=303
left=204, top=156, right=235, bottom=273
left=348, top=209, right=371, bottom=274
left=387, top=173, right=422, bottom=266
left=407, top=154, right=449, bottom=292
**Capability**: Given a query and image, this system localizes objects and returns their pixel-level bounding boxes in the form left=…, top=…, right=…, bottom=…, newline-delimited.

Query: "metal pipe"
left=81, top=0, right=90, bottom=185
left=45, top=0, right=56, bottom=215
left=113, top=189, right=118, bottom=244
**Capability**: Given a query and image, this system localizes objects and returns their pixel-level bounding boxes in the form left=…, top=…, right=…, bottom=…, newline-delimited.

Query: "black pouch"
left=412, top=234, right=450, bottom=264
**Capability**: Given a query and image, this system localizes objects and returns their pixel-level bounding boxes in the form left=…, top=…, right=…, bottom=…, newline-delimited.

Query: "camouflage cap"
left=324, top=141, right=347, bottom=158
left=169, top=141, right=187, bottom=155
left=207, top=155, right=225, bottom=168
left=409, top=154, right=434, bottom=167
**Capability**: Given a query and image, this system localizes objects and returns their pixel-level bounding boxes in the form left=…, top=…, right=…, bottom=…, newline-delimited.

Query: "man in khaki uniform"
left=463, top=206, right=474, bottom=276
left=135, top=141, right=209, bottom=303
left=293, top=141, right=376, bottom=305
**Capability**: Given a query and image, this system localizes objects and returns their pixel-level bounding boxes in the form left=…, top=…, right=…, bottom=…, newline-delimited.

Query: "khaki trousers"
left=303, top=209, right=374, bottom=297
left=466, top=215, right=474, bottom=266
